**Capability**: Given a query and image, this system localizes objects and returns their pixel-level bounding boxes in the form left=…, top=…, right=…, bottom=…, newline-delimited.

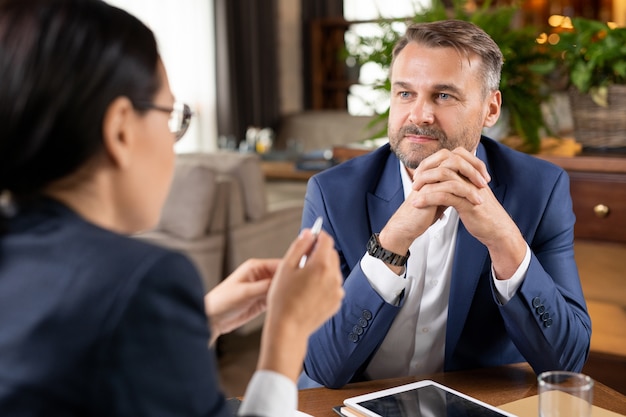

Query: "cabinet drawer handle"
left=593, top=204, right=610, bottom=218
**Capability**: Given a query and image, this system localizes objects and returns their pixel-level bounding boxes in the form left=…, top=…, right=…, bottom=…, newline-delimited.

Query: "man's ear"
left=482, top=90, right=502, bottom=128
left=102, top=96, right=136, bottom=169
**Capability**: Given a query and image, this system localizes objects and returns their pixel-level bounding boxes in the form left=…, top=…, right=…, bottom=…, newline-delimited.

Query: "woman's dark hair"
left=0, top=0, right=160, bottom=200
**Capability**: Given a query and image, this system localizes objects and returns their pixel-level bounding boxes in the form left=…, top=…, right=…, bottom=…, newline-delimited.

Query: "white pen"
left=298, top=216, right=323, bottom=268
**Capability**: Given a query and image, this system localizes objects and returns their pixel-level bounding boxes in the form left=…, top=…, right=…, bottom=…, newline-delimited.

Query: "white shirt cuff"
left=492, top=244, right=531, bottom=305
left=238, top=370, right=297, bottom=417
left=361, top=254, right=407, bottom=305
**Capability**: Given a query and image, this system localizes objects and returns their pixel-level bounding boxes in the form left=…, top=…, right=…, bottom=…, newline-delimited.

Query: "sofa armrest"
left=224, top=204, right=303, bottom=275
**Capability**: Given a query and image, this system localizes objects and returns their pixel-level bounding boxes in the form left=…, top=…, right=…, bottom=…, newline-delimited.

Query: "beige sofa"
left=134, top=153, right=229, bottom=292
left=212, top=153, right=304, bottom=277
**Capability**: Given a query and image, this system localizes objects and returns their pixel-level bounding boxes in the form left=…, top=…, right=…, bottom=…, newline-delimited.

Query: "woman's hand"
left=205, top=226, right=344, bottom=382
left=204, top=258, right=279, bottom=345
left=258, top=228, right=344, bottom=382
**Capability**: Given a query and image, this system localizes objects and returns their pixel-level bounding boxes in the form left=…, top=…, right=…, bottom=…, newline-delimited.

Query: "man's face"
left=387, top=42, right=501, bottom=170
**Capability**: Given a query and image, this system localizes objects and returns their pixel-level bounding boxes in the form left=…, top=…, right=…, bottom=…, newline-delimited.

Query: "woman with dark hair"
left=0, top=0, right=343, bottom=416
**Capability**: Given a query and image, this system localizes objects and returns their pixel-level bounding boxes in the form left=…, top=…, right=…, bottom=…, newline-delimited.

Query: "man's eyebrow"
left=392, top=81, right=464, bottom=96
left=391, top=81, right=413, bottom=90
left=433, top=83, right=463, bottom=96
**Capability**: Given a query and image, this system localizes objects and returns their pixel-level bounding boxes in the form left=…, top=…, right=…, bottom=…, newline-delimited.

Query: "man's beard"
left=389, top=125, right=450, bottom=169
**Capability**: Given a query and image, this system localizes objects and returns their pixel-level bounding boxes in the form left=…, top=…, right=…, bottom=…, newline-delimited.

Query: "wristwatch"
left=366, top=233, right=410, bottom=266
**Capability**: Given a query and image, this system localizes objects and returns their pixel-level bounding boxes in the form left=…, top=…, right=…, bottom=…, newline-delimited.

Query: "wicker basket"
left=568, top=84, right=626, bottom=151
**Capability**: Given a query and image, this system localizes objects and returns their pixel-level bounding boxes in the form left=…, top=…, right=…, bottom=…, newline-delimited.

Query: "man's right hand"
left=378, top=190, right=441, bottom=269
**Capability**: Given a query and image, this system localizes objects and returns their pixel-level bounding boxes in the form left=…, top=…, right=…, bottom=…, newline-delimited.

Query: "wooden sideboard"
left=536, top=154, right=626, bottom=243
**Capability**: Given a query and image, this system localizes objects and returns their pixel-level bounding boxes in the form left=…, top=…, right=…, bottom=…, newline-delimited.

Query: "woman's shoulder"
left=71, top=222, right=203, bottom=299
left=7, top=201, right=204, bottom=320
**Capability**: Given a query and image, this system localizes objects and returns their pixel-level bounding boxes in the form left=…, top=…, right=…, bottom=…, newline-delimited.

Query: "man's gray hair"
left=391, top=19, right=503, bottom=96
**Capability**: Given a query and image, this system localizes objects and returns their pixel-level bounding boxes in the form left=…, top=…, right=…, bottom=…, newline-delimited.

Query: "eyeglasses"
left=134, top=101, right=193, bottom=141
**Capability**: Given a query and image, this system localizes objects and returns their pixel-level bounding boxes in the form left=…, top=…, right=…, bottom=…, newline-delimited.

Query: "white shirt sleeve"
left=238, top=370, right=297, bottom=417
left=492, top=244, right=531, bottom=305
left=360, top=254, right=407, bottom=305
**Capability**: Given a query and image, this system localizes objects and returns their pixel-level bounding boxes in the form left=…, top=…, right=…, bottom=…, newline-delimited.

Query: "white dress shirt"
left=238, top=370, right=297, bottom=417
left=363, top=160, right=530, bottom=380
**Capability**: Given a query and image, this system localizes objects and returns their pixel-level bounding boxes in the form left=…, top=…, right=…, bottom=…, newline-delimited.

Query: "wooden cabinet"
left=537, top=154, right=626, bottom=243
left=309, top=18, right=353, bottom=110
left=569, top=171, right=626, bottom=242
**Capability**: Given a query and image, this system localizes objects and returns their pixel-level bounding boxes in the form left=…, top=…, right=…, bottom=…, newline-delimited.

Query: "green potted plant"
left=345, top=0, right=555, bottom=153
left=553, top=17, right=626, bottom=104
left=551, top=17, right=626, bottom=151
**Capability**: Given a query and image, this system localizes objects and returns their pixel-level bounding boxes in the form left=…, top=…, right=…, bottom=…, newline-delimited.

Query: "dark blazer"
left=0, top=198, right=233, bottom=416
left=301, top=137, right=591, bottom=389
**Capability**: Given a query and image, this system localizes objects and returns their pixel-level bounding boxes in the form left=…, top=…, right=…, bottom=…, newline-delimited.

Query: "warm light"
left=561, top=17, right=573, bottom=29
left=548, top=33, right=560, bottom=45
left=614, top=0, right=626, bottom=26
left=464, top=0, right=477, bottom=13
left=607, top=21, right=618, bottom=29
left=536, top=33, right=548, bottom=44
left=548, top=15, right=573, bottom=29
left=548, top=14, right=564, bottom=27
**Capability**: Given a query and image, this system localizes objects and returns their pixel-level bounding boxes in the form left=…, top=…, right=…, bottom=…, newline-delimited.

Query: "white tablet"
left=343, top=379, right=517, bottom=417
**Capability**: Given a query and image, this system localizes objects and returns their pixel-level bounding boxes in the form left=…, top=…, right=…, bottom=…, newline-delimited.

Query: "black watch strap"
left=366, top=233, right=410, bottom=266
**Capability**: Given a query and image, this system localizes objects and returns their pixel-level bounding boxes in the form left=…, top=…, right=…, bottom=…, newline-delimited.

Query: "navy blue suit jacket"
left=0, top=199, right=234, bottom=416
left=301, top=138, right=591, bottom=388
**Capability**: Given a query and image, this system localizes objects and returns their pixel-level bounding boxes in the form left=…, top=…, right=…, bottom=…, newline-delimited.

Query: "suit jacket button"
left=541, top=312, right=551, bottom=321
left=362, top=310, right=372, bottom=320
left=353, top=325, right=363, bottom=335
left=543, top=318, right=553, bottom=328
left=358, top=317, right=368, bottom=328
left=532, top=297, right=541, bottom=308
left=348, top=333, right=359, bottom=342
left=536, top=305, right=545, bottom=315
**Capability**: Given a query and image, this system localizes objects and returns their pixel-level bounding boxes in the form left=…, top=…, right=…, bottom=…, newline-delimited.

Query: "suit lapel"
left=444, top=141, right=507, bottom=364
left=366, top=153, right=405, bottom=234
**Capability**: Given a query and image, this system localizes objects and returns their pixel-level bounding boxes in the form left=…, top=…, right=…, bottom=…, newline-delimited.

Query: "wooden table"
left=298, top=363, right=626, bottom=416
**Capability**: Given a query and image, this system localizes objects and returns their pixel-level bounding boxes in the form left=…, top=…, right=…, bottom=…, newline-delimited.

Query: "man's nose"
left=408, top=97, right=434, bottom=125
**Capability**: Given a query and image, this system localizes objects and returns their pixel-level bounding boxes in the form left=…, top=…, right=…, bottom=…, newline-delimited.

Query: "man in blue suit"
left=299, top=20, right=591, bottom=389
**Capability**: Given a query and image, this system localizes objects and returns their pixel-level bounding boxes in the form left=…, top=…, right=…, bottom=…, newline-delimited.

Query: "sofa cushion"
left=195, top=152, right=268, bottom=221
left=158, top=157, right=217, bottom=240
